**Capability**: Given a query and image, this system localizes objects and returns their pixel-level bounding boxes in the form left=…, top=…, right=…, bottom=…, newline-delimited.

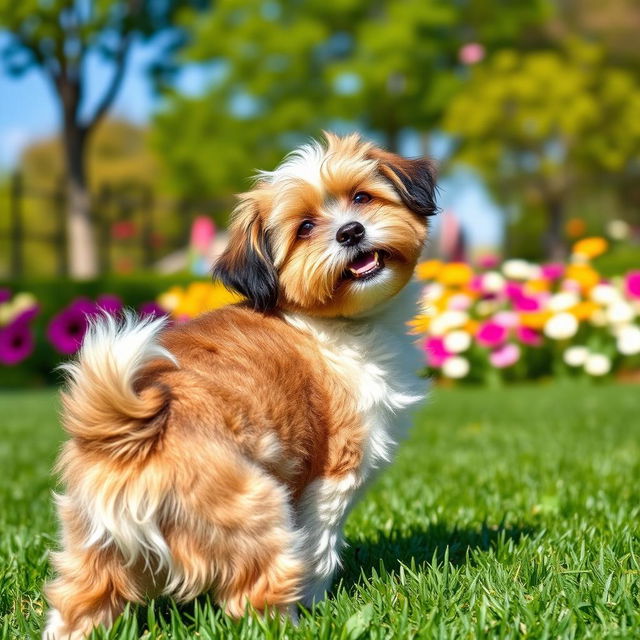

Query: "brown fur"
left=44, top=134, right=435, bottom=638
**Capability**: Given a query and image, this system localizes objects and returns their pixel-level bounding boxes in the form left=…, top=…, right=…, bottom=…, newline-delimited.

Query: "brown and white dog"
left=44, top=133, right=437, bottom=638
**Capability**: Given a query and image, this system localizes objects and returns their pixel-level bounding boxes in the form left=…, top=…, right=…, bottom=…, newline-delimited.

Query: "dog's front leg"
left=296, top=472, right=362, bottom=606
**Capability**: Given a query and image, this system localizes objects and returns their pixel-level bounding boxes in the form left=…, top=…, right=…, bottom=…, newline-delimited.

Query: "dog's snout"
left=336, top=221, right=365, bottom=247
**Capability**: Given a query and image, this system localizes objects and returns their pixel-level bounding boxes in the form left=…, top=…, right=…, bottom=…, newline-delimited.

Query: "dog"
left=43, top=133, right=437, bottom=638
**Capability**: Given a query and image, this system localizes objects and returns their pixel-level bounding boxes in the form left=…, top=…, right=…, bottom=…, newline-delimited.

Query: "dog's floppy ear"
left=371, top=149, right=438, bottom=218
left=213, top=194, right=279, bottom=312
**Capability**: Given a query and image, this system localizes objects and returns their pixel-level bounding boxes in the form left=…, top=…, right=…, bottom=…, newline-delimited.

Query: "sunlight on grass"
left=1, top=382, right=639, bottom=638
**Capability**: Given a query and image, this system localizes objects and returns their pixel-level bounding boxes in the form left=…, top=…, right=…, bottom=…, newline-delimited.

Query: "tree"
left=443, top=41, right=640, bottom=259
left=154, top=0, right=551, bottom=205
left=0, top=0, right=208, bottom=277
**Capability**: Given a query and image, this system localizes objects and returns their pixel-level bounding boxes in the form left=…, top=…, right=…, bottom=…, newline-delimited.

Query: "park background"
left=1, top=2, right=640, bottom=638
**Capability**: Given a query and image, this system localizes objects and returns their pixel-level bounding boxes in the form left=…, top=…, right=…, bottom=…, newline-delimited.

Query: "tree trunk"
left=63, top=127, right=98, bottom=279
left=543, top=198, right=566, bottom=261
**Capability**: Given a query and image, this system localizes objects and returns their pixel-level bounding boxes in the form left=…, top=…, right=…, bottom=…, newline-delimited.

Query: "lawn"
left=1, top=381, right=639, bottom=639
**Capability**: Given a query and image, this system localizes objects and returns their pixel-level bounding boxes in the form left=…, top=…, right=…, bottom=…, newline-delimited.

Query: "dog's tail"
left=59, top=311, right=177, bottom=459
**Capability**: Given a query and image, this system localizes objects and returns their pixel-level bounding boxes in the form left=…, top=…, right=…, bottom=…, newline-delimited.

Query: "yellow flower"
left=519, top=311, right=552, bottom=329
left=565, top=264, right=600, bottom=291
left=572, top=237, right=608, bottom=260
left=415, top=260, right=443, bottom=281
left=524, top=278, right=550, bottom=294
left=570, top=301, right=598, bottom=321
left=160, top=281, right=244, bottom=319
left=437, top=262, right=474, bottom=287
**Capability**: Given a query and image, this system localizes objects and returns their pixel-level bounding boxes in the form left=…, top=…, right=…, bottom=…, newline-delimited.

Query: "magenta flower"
left=0, top=319, right=35, bottom=365
left=489, top=343, right=520, bottom=368
left=477, top=254, right=500, bottom=270
left=0, top=288, right=11, bottom=304
left=96, top=294, right=123, bottom=316
left=516, top=326, right=542, bottom=346
left=505, top=282, right=524, bottom=301
left=625, top=271, right=640, bottom=299
left=513, top=294, right=542, bottom=312
left=469, top=275, right=484, bottom=293
left=476, top=321, right=508, bottom=348
left=425, top=336, right=452, bottom=367
left=139, top=301, right=168, bottom=318
left=541, top=263, right=564, bottom=280
left=47, top=298, right=98, bottom=355
left=13, top=304, right=39, bottom=324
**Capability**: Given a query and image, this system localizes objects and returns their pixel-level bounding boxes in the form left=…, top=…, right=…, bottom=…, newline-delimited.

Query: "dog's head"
left=214, top=133, right=437, bottom=317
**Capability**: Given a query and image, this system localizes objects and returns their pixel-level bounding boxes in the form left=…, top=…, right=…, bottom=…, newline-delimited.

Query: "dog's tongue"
left=349, top=251, right=379, bottom=276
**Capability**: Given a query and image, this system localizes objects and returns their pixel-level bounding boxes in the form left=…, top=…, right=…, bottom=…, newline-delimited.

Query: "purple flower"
left=489, top=343, right=520, bottom=368
left=47, top=298, right=98, bottom=355
left=96, top=294, right=123, bottom=316
left=625, top=271, right=640, bottom=299
left=12, top=304, right=40, bottom=324
left=476, top=321, right=508, bottom=348
left=139, top=301, right=168, bottom=319
left=0, top=288, right=11, bottom=304
left=0, top=319, right=35, bottom=365
left=516, top=326, right=542, bottom=346
left=424, top=336, right=452, bottom=368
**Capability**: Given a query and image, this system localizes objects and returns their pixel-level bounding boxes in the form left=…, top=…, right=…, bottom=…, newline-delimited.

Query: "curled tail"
left=59, top=311, right=178, bottom=458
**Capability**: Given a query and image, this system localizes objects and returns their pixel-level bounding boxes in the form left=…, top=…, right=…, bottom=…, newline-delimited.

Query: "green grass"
left=2, top=381, right=640, bottom=639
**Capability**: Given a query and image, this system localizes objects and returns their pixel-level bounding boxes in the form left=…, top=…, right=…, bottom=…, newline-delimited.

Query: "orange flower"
left=565, top=264, right=600, bottom=291
left=437, top=262, right=474, bottom=287
left=524, top=278, right=550, bottom=294
left=572, top=237, right=608, bottom=260
left=415, top=260, right=443, bottom=281
left=565, top=217, right=587, bottom=238
left=570, top=301, right=598, bottom=320
left=519, top=310, right=552, bottom=329
left=464, top=319, right=479, bottom=335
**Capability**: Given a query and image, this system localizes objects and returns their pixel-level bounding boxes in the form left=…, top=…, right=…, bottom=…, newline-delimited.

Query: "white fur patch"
left=257, top=139, right=326, bottom=190
left=287, top=282, right=427, bottom=603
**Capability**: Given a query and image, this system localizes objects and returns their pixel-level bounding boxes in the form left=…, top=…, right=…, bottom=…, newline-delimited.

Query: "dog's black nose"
left=336, top=221, right=365, bottom=246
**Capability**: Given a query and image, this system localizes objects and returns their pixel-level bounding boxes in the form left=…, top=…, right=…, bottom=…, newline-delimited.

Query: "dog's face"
left=214, top=133, right=437, bottom=317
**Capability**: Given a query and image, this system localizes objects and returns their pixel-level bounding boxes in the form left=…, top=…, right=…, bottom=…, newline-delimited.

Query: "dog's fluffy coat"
left=44, top=133, right=437, bottom=639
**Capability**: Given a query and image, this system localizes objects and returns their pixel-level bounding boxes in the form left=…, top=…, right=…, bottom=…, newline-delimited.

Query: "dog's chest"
left=286, top=294, right=425, bottom=481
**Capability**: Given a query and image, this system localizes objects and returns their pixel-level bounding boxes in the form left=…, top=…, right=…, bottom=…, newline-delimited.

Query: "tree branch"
left=83, top=32, right=133, bottom=134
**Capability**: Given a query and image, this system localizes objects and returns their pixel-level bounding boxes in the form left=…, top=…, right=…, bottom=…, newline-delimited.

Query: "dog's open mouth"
left=344, top=250, right=388, bottom=281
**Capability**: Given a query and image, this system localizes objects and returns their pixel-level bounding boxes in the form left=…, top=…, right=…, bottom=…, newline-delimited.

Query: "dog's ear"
left=371, top=149, right=438, bottom=218
left=213, top=194, right=279, bottom=312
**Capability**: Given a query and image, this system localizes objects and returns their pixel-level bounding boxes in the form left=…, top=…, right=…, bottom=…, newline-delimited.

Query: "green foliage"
left=2, top=381, right=640, bottom=637
left=153, top=0, right=552, bottom=205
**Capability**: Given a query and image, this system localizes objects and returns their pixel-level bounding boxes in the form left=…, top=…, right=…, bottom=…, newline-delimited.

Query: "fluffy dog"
left=44, top=133, right=437, bottom=638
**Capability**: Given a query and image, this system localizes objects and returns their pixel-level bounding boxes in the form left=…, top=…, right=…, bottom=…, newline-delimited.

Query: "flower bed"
left=411, top=239, right=640, bottom=383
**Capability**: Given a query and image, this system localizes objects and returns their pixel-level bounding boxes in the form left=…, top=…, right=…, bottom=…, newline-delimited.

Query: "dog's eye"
left=297, top=220, right=315, bottom=238
left=353, top=192, right=372, bottom=205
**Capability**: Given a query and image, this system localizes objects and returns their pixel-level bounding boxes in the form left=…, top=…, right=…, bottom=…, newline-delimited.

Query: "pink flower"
left=477, top=254, right=500, bottom=270
left=459, top=42, right=485, bottom=65
left=448, top=294, right=472, bottom=311
left=541, top=263, right=564, bottom=280
left=469, top=275, right=484, bottom=293
left=625, top=271, right=640, bottom=299
left=425, top=336, right=452, bottom=367
left=489, top=343, right=520, bottom=368
left=516, top=326, right=542, bottom=346
left=493, top=311, right=519, bottom=328
left=476, top=321, right=508, bottom=348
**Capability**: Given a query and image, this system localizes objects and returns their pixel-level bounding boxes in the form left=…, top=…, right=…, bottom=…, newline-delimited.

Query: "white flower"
left=606, top=219, right=630, bottom=241
left=482, top=271, right=505, bottom=294
left=563, top=346, right=590, bottom=367
left=617, top=325, right=640, bottom=356
left=548, top=292, right=580, bottom=312
left=502, top=259, right=537, bottom=281
left=476, top=299, right=499, bottom=317
left=448, top=293, right=472, bottom=311
left=590, top=284, right=621, bottom=306
left=606, top=301, right=635, bottom=326
left=429, top=310, right=469, bottom=336
left=544, top=312, right=579, bottom=340
left=584, top=353, right=611, bottom=377
left=442, top=356, right=470, bottom=379
left=443, top=330, right=472, bottom=353
left=422, top=282, right=445, bottom=303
